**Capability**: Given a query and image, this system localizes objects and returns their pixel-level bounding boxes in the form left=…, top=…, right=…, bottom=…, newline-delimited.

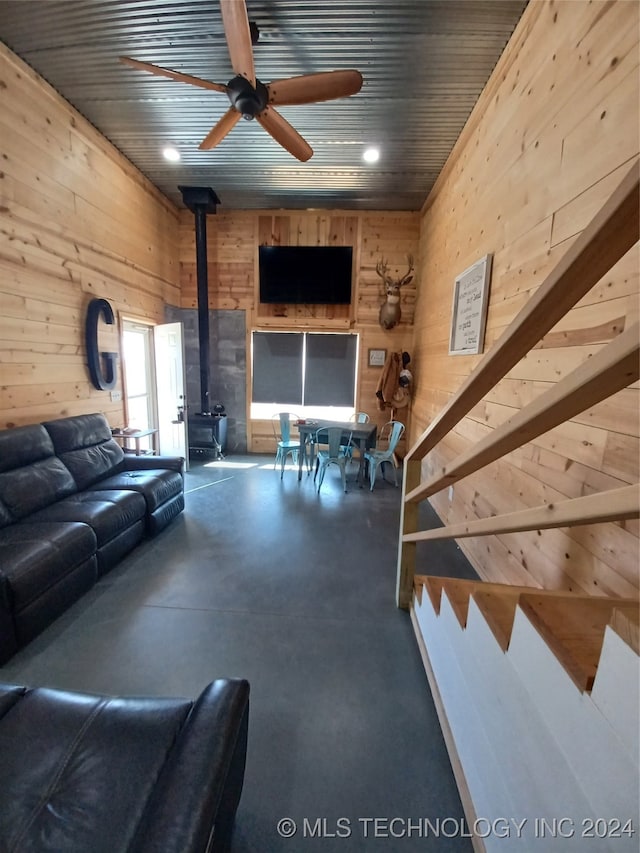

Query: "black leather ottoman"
left=0, top=678, right=250, bottom=853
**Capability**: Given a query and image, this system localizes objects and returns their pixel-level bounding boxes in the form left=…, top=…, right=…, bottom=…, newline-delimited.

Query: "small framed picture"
left=368, top=348, right=387, bottom=367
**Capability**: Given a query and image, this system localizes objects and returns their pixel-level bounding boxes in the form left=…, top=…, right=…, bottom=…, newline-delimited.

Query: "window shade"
left=252, top=331, right=357, bottom=408
left=303, top=334, right=357, bottom=406
left=252, top=332, right=303, bottom=404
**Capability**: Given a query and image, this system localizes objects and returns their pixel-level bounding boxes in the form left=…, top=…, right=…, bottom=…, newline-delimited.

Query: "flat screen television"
left=259, top=245, right=353, bottom=304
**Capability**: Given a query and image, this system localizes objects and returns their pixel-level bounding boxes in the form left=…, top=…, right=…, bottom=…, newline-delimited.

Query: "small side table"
left=111, top=428, right=158, bottom=456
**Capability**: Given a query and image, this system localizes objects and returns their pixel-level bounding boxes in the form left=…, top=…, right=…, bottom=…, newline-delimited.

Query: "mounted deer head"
left=376, top=254, right=414, bottom=330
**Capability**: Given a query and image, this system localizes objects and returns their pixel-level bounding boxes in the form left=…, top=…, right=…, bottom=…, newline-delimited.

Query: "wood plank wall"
left=0, top=43, right=180, bottom=430
left=178, top=208, right=420, bottom=452
left=412, top=0, right=639, bottom=596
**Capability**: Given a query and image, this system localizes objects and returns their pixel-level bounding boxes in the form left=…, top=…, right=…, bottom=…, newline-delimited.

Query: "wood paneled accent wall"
left=178, top=208, right=420, bottom=451
left=0, top=43, right=180, bottom=430
left=412, top=0, right=639, bottom=595
left=256, top=213, right=357, bottom=325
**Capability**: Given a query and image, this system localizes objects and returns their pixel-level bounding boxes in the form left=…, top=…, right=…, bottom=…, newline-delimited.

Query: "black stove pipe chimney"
left=194, top=207, right=211, bottom=414
left=178, top=186, right=221, bottom=415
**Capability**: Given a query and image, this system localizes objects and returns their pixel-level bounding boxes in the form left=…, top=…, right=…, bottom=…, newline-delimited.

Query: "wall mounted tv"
left=259, top=246, right=353, bottom=305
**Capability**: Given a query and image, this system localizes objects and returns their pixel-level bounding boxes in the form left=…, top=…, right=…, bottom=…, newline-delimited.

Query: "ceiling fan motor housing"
left=227, top=75, right=268, bottom=120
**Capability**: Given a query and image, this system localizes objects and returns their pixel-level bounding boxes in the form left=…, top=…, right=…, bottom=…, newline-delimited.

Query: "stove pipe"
left=178, top=186, right=221, bottom=415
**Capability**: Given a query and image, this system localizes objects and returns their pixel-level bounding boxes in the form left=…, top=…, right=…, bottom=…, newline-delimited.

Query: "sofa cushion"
left=0, top=424, right=77, bottom=526
left=27, top=490, right=146, bottom=548
left=43, top=413, right=125, bottom=490
left=95, top=469, right=184, bottom=514
left=0, top=458, right=77, bottom=523
left=0, top=423, right=53, bottom=472
left=43, top=412, right=114, bottom=454
left=0, top=522, right=97, bottom=613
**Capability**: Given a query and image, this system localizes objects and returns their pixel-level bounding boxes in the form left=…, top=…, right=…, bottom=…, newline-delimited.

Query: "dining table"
left=295, top=419, right=378, bottom=487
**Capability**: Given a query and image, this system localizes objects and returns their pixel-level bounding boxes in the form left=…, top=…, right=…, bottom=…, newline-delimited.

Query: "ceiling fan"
left=120, top=0, right=363, bottom=162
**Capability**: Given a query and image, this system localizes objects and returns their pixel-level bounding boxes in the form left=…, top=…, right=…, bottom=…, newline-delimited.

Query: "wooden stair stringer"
left=411, top=578, right=640, bottom=844
left=416, top=574, right=543, bottom=631
left=518, top=595, right=640, bottom=692
left=471, top=586, right=582, bottom=652
left=414, top=574, right=639, bottom=693
left=609, top=605, right=640, bottom=655
left=506, top=601, right=640, bottom=824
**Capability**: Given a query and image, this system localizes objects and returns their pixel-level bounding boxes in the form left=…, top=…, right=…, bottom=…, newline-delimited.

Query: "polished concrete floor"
left=0, top=454, right=478, bottom=852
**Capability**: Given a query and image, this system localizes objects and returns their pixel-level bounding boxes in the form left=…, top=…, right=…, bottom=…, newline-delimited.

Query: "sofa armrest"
left=133, top=678, right=250, bottom=853
left=0, top=684, right=26, bottom=719
left=117, top=455, right=185, bottom=478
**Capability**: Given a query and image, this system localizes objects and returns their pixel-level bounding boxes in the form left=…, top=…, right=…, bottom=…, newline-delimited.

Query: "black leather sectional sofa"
left=0, top=677, right=250, bottom=852
left=0, top=412, right=185, bottom=664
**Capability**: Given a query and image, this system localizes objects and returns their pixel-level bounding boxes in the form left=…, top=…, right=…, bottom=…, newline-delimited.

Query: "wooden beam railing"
left=403, top=485, right=639, bottom=542
left=406, top=162, right=639, bottom=464
left=396, top=161, right=639, bottom=608
left=405, top=322, right=639, bottom=505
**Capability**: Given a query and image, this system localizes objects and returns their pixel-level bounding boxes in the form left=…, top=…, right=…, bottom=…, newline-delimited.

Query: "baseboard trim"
left=410, top=603, right=486, bottom=853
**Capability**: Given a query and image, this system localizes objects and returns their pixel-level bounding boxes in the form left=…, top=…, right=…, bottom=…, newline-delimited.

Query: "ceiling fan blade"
left=220, top=0, right=256, bottom=88
left=199, top=108, right=242, bottom=150
left=120, top=56, right=228, bottom=93
left=257, top=107, right=313, bottom=162
left=267, top=70, right=363, bottom=106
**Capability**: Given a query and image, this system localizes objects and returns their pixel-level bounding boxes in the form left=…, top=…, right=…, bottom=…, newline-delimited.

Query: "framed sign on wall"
left=449, top=254, right=493, bottom=355
left=368, top=348, right=387, bottom=367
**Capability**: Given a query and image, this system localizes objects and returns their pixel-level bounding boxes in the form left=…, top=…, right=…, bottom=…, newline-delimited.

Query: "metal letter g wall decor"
left=85, top=298, right=118, bottom=390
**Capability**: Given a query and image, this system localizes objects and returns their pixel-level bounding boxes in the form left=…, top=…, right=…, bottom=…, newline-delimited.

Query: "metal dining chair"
left=363, top=420, right=405, bottom=491
left=343, top=411, right=370, bottom=461
left=314, top=426, right=352, bottom=493
left=271, top=412, right=303, bottom=479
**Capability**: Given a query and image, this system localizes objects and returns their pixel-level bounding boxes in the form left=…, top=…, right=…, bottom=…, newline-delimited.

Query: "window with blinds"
left=251, top=331, right=358, bottom=412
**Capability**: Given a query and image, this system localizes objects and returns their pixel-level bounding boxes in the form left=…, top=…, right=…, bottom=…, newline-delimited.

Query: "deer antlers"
left=376, top=254, right=414, bottom=330
left=376, top=254, right=414, bottom=290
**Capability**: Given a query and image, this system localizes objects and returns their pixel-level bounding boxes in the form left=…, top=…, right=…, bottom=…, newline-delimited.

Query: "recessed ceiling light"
left=363, top=147, right=380, bottom=163
left=163, top=146, right=181, bottom=162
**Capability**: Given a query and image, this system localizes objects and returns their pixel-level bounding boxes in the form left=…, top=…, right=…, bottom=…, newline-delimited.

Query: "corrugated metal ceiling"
left=0, top=0, right=528, bottom=211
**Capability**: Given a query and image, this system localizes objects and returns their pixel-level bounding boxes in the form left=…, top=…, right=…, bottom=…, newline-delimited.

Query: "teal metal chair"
left=272, top=412, right=302, bottom=479
left=314, top=426, right=352, bottom=493
left=343, top=411, right=370, bottom=461
left=364, top=420, right=405, bottom=491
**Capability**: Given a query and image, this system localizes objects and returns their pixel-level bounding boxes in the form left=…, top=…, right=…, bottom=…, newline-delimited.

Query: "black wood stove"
left=179, top=185, right=227, bottom=460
